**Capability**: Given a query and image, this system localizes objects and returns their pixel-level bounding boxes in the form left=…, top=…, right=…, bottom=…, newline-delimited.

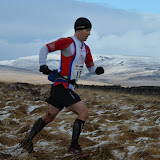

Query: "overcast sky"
left=0, top=0, right=160, bottom=60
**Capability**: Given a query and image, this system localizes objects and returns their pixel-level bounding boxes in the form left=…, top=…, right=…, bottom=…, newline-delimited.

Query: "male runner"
left=20, top=17, right=104, bottom=157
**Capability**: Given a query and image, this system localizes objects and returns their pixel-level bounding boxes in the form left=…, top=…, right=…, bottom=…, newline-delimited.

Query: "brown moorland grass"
left=0, top=82, right=160, bottom=160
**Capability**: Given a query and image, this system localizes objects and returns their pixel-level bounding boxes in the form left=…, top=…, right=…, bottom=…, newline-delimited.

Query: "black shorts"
left=45, top=83, right=81, bottom=110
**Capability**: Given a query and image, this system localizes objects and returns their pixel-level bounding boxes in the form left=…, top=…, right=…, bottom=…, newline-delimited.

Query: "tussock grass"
left=0, top=82, right=160, bottom=159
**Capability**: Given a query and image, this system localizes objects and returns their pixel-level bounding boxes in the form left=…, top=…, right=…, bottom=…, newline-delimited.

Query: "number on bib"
left=76, top=70, right=82, bottom=79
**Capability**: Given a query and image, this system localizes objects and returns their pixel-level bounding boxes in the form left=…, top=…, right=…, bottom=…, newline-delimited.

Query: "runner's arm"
left=39, top=45, right=49, bottom=66
left=85, top=45, right=104, bottom=75
left=39, top=45, right=52, bottom=75
left=85, top=45, right=96, bottom=74
left=39, top=38, right=73, bottom=72
left=46, top=38, right=73, bottom=52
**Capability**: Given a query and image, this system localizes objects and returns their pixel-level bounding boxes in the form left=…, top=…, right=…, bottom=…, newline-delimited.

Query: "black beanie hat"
left=74, top=17, right=92, bottom=31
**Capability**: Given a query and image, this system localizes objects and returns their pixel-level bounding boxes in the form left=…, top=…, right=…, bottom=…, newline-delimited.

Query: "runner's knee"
left=43, top=112, right=56, bottom=123
left=43, top=106, right=60, bottom=123
left=84, top=112, right=89, bottom=120
left=78, top=110, right=89, bottom=121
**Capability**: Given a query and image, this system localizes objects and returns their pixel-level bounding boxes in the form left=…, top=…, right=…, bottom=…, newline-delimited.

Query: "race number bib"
left=73, top=65, right=83, bottom=79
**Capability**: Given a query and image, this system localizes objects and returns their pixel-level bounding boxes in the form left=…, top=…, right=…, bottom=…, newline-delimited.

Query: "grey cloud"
left=0, top=0, right=160, bottom=60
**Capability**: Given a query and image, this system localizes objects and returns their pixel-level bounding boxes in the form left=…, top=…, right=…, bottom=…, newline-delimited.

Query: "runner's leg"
left=67, top=101, right=89, bottom=121
left=28, top=104, right=60, bottom=140
left=67, top=101, right=89, bottom=157
left=67, top=101, right=89, bottom=146
left=21, top=104, right=60, bottom=152
left=42, top=104, right=61, bottom=123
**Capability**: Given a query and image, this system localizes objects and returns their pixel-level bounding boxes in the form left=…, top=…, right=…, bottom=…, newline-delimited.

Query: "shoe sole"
left=68, top=150, right=89, bottom=158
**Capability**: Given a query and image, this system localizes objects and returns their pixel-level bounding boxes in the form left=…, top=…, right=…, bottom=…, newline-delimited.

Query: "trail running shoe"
left=20, top=139, right=34, bottom=154
left=68, top=144, right=88, bottom=158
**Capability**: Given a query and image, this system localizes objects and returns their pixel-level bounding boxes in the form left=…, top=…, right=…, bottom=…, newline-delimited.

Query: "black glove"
left=39, top=65, right=52, bottom=75
left=95, top=67, right=104, bottom=75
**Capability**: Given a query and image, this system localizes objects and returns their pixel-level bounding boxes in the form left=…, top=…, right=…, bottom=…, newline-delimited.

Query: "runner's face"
left=79, top=29, right=91, bottom=41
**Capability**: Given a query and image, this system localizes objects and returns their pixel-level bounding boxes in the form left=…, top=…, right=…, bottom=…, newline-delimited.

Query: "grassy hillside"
left=0, top=82, right=160, bottom=160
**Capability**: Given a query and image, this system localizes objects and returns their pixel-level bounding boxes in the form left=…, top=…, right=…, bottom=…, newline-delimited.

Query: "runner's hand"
left=39, top=65, right=52, bottom=75
left=95, top=67, right=104, bottom=75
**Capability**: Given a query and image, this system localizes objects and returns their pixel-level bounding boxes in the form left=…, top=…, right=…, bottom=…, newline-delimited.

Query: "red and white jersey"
left=39, top=36, right=96, bottom=90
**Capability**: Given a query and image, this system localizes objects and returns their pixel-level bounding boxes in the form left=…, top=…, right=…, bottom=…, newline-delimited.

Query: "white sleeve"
left=88, top=65, right=97, bottom=74
left=39, top=45, right=49, bottom=66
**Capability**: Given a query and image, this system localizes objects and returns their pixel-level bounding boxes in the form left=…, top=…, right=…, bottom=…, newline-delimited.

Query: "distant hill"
left=0, top=54, right=160, bottom=86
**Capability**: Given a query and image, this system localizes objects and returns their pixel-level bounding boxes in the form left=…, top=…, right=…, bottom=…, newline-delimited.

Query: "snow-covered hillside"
left=0, top=54, right=60, bottom=72
left=0, top=54, right=160, bottom=86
